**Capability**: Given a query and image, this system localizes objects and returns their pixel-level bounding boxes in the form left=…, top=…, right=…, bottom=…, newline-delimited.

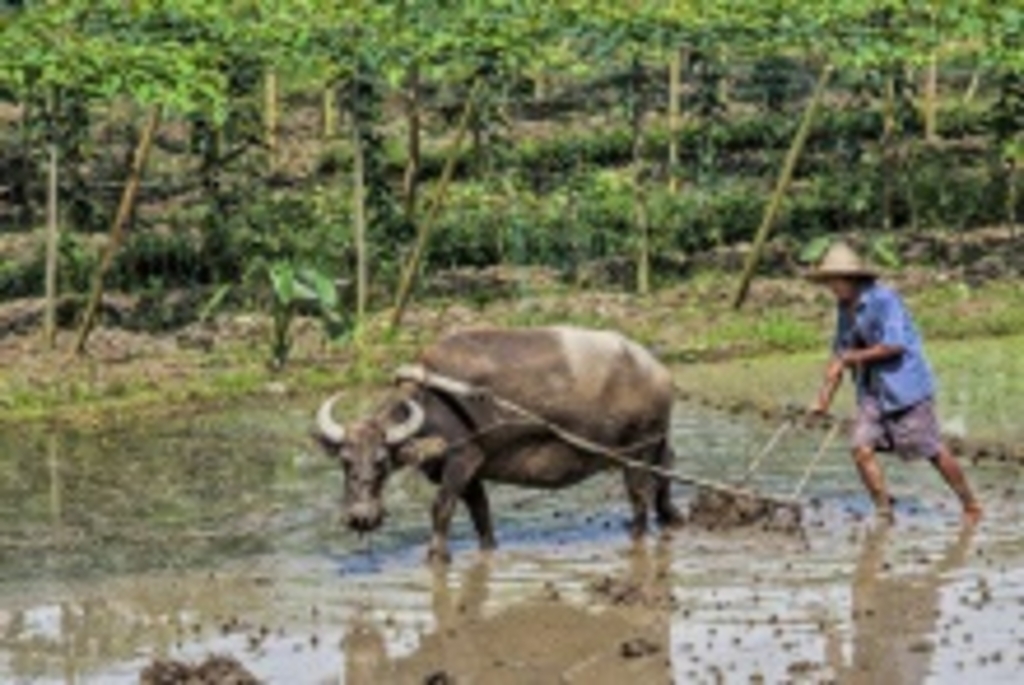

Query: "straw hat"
left=805, top=241, right=878, bottom=282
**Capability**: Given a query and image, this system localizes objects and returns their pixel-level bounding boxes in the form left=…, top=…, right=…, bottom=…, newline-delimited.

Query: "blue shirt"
left=832, top=283, right=934, bottom=413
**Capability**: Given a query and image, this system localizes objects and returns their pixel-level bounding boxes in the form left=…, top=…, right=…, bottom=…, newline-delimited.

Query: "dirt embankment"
left=1, top=227, right=1022, bottom=429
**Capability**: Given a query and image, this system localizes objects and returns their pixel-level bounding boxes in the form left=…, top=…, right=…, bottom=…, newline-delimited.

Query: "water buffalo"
left=314, top=326, right=684, bottom=562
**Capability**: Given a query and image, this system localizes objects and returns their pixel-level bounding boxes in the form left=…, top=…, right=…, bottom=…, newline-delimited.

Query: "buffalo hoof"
left=626, top=519, right=648, bottom=541
left=426, top=547, right=452, bottom=565
left=657, top=507, right=686, bottom=529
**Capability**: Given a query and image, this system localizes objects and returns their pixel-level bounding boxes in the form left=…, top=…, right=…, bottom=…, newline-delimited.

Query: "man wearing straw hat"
left=807, top=241, right=982, bottom=525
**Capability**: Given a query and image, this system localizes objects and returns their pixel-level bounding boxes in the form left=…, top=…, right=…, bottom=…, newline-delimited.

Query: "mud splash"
left=0, top=391, right=1021, bottom=683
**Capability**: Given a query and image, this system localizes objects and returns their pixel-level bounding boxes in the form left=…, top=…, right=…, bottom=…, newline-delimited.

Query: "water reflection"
left=0, top=398, right=1017, bottom=683
left=826, top=523, right=974, bottom=684
left=343, top=542, right=674, bottom=684
left=0, top=409, right=323, bottom=580
left=0, top=571, right=269, bottom=683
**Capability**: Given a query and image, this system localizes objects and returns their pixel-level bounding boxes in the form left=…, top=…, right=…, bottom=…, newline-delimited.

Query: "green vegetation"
left=0, top=1, right=1022, bottom=417
left=2, top=270, right=1021, bottom=428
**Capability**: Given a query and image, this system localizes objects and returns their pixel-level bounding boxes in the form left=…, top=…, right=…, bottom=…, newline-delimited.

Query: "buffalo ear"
left=395, top=436, right=449, bottom=466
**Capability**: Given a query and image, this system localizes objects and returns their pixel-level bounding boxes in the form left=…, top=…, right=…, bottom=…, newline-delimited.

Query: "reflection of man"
left=806, top=241, right=981, bottom=524
left=826, top=523, right=974, bottom=684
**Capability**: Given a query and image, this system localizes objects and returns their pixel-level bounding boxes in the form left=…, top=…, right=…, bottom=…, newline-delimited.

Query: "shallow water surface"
left=0, top=395, right=1021, bottom=684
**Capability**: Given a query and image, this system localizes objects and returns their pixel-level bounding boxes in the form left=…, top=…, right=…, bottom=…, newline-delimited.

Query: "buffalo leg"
left=654, top=442, right=686, bottom=528
left=428, top=447, right=485, bottom=563
left=622, top=466, right=653, bottom=539
left=461, top=478, right=497, bottom=551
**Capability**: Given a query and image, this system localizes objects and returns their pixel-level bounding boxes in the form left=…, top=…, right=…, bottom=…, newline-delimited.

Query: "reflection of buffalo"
left=315, top=326, right=684, bottom=562
left=343, top=544, right=675, bottom=684
left=826, top=524, right=973, bottom=684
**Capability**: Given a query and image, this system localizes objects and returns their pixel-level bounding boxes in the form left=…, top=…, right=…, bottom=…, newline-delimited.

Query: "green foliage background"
left=0, top=1, right=1021, bottom=332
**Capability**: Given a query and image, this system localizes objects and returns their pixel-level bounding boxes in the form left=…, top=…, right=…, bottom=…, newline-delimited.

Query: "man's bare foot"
left=873, top=494, right=895, bottom=525
left=875, top=506, right=895, bottom=525
left=962, top=503, right=983, bottom=526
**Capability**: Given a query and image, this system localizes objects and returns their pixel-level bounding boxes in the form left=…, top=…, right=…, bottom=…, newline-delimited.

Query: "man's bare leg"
left=853, top=445, right=894, bottom=523
left=930, top=444, right=982, bottom=525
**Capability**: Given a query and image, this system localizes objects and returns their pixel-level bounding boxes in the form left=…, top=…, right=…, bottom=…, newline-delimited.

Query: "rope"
left=789, top=419, right=842, bottom=500
left=394, top=364, right=800, bottom=506
left=738, top=415, right=794, bottom=483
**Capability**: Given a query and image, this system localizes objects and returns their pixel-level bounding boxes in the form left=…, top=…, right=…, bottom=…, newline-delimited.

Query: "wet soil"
left=140, top=655, right=259, bottom=685
left=0, top=395, right=1021, bottom=684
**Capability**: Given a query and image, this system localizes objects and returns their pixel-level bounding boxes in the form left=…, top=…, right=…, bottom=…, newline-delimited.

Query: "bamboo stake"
left=668, top=47, right=684, bottom=193
left=20, top=90, right=34, bottom=228
left=924, top=53, right=938, bottom=143
left=322, top=84, right=337, bottom=139
left=352, top=105, right=367, bottom=323
left=401, top=64, right=421, bottom=221
left=43, top=94, right=59, bottom=349
left=731, top=64, right=833, bottom=310
left=635, top=188, right=651, bottom=295
left=630, top=56, right=650, bottom=295
left=962, top=68, right=981, bottom=104
left=390, top=78, right=482, bottom=332
left=882, top=72, right=896, bottom=232
left=1009, top=159, right=1019, bottom=240
left=47, top=434, right=62, bottom=526
left=73, top=106, right=162, bottom=355
left=264, top=69, right=278, bottom=165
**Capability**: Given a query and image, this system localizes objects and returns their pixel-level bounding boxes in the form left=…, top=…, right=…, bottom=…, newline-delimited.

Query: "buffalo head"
left=315, top=393, right=426, bottom=533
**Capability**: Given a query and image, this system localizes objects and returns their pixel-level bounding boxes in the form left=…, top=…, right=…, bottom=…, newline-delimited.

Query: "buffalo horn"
left=385, top=399, right=425, bottom=445
left=315, top=393, right=347, bottom=444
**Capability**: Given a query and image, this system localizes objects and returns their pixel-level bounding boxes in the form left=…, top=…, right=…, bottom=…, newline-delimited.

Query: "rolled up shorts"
left=852, top=396, right=943, bottom=461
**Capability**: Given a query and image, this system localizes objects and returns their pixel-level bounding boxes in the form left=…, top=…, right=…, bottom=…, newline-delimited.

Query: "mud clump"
left=422, top=670, right=455, bottom=685
left=688, top=488, right=803, bottom=534
left=787, top=660, right=823, bottom=676
left=620, top=637, right=660, bottom=659
left=589, top=576, right=676, bottom=610
left=140, top=654, right=260, bottom=685
left=689, top=489, right=768, bottom=528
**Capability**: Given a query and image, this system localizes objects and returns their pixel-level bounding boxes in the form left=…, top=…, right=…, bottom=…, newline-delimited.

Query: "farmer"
left=807, top=241, right=982, bottom=525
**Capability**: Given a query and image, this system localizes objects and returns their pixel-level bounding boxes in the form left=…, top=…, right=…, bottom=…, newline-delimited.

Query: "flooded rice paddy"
left=1, top=346, right=1023, bottom=683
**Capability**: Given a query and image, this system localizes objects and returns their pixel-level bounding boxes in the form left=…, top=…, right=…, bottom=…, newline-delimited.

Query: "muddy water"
left=0, top=392, right=1022, bottom=684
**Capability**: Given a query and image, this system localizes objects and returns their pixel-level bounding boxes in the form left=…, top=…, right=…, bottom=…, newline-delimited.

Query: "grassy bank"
left=1, top=270, right=1021, bottom=429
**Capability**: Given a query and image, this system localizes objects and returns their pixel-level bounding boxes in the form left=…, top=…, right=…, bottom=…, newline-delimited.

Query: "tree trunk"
left=43, top=108, right=59, bottom=349
left=73, top=106, right=162, bottom=355
left=352, top=106, right=368, bottom=324
left=732, top=64, right=833, bottom=310
left=401, top=64, right=421, bottom=221
left=390, top=78, right=482, bottom=332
